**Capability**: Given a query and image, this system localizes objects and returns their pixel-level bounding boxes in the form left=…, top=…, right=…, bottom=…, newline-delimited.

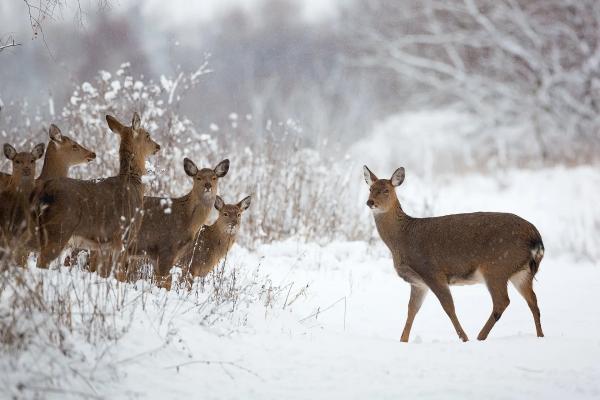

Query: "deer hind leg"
left=400, top=284, right=428, bottom=342
left=426, top=277, right=469, bottom=342
left=510, top=269, right=544, bottom=337
left=477, top=277, right=510, bottom=341
left=154, top=251, right=176, bottom=290
left=37, top=225, right=73, bottom=269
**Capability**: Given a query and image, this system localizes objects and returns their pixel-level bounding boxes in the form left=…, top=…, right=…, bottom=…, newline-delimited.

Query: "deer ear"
left=363, top=165, right=378, bottom=186
left=131, top=112, right=141, bottom=132
left=32, top=143, right=45, bottom=160
left=3, top=144, right=16, bottom=160
left=183, top=158, right=198, bottom=177
left=49, top=124, right=63, bottom=143
left=106, top=115, right=124, bottom=134
left=390, top=167, right=405, bottom=187
left=238, top=195, right=251, bottom=211
left=214, top=196, right=225, bottom=211
left=214, top=159, right=230, bottom=177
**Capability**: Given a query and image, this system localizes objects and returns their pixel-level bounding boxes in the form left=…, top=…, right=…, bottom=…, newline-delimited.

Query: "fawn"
left=34, top=113, right=160, bottom=277
left=363, top=166, right=544, bottom=342
left=0, top=143, right=45, bottom=261
left=128, top=158, right=230, bottom=287
left=180, top=195, right=251, bottom=289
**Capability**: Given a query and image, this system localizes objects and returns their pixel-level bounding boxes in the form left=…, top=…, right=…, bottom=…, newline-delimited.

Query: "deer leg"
left=87, top=250, right=99, bottom=273
left=426, top=278, right=469, bottom=342
left=478, top=278, right=510, bottom=340
left=510, top=271, right=544, bottom=337
left=400, top=284, right=428, bottom=342
left=38, top=243, right=64, bottom=269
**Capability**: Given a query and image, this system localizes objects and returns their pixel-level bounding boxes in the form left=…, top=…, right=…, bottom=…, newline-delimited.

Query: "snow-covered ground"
left=109, top=247, right=598, bottom=400
left=1, top=165, right=599, bottom=399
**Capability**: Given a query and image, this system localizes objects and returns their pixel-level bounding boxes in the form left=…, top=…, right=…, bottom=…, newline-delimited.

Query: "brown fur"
left=37, top=124, right=96, bottom=181
left=0, top=143, right=45, bottom=261
left=0, top=172, right=10, bottom=192
left=130, top=158, right=229, bottom=285
left=180, top=195, right=251, bottom=288
left=34, top=113, right=160, bottom=277
left=364, top=166, right=544, bottom=342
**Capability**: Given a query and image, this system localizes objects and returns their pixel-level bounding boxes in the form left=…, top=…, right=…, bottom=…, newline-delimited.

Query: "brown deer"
left=37, top=124, right=96, bottom=181
left=34, top=113, right=160, bottom=277
left=128, top=157, right=230, bottom=287
left=0, top=143, right=45, bottom=260
left=363, top=166, right=544, bottom=342
left=181, top=195, right=251, bottom=289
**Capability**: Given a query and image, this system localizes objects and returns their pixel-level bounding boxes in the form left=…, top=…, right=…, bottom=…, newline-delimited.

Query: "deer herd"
left=0, top=113, right=251, bottom=291
left=0, top=111, right=546, bottom=341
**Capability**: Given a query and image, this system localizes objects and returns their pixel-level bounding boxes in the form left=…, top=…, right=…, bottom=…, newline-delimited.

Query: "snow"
left=108, top=244, right=599, bottom=399
left=1, top=166, right=599, bottom=399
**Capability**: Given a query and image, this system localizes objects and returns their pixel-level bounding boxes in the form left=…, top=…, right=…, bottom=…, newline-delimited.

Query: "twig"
left=0, top=36, right=21, bottom=52
left=164, top=359, right=264, bottom=381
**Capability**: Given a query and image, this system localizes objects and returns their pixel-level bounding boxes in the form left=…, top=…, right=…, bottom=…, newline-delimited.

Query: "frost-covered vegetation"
left=1, top=1, right=599, bottom=398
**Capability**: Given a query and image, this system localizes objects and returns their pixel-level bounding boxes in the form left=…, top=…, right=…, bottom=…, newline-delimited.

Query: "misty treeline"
left=3, top=0, right=598, bottom=159
left=1, top=0, right=599, bottom=245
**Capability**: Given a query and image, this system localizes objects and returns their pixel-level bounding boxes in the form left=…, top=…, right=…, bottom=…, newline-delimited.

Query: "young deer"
left=37, top=124, right=96, bottom=181
left=0, top=143, right=45, bottom=260
left=129, top=158, right=230, bottom=287
left=181, top=195, right=251, bottom=288
left=363, top=166, right=544, bottom=342
left=34, top=113, right=160, bottom=277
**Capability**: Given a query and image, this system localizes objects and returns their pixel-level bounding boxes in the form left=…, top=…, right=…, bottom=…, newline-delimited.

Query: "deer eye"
left=72, top=145, right=78, bottom=150
left=15, top=160, right=21, bottom=164
left=237, top=213, right=241, bottom=218
left=223, top=212, right=229, bottom=217
left=212, top=176, right=216, bottom=181
left=383, top=189, right=389, bottom=194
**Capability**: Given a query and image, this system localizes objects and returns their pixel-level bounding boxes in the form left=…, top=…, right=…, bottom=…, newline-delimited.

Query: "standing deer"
left=128, top=157, right=230, bottom=287
left=0, top=143, right=45, bottom=260
left=181, top=195, right=251, bottom=288
left=34, top=113, right=160, bottom=277
left=363, top=166, right=544, bottom=342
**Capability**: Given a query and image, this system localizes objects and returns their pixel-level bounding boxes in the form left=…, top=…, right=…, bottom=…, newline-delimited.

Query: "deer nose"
left=204, top=183, right=212, bottom=190
left=88, top=152, right=97, bottom=160
left=366, top=199, right=374, bottom=208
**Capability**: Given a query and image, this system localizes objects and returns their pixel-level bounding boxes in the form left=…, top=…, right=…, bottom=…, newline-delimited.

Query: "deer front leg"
left=400, top=284, right=428, bottom=342
left=425, top=276, right=469, bottom=342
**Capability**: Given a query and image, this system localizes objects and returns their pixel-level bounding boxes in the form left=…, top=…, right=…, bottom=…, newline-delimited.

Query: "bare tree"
left=345, top=0, right=600, bottom=163
left=1, top=0, right=111, bottom=55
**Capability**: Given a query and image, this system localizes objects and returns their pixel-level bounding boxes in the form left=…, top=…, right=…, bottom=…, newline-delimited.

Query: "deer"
left=180, top=195, right=251, bottom=289
left=33, top=112, right=161, bottom=277
left=363, top=166, right=545, bottom=342
left=126, top=157, right=230, bottom=287
left=0, top=143, right=45, bottom=261
left=37, top=124, right=96, bottom=181
left=35, top=124, right=97, bottom=266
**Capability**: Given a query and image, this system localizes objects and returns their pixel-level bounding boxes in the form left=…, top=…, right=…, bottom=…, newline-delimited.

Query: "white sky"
left=0, top=0, right=339, bottom=35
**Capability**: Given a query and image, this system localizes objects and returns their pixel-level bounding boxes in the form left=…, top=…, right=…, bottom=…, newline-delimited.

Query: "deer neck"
left=8, top=176, right=34, bottom=195
left=38, top=143, right=69, bottom=180
left=118, top=149, right=144, bottom=184
left=208, top=221, right=237, bottom=253
left=373, top=199, right=411, bottom=252
left=181, top=190, right=215, bottom=235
